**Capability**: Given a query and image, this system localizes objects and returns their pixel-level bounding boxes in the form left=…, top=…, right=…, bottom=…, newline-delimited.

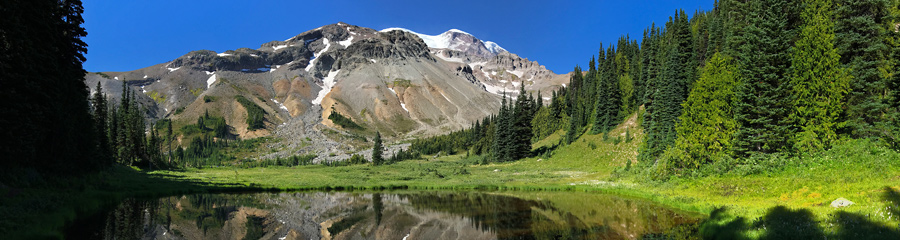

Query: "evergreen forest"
left=412, top=0, right=900, bottom=177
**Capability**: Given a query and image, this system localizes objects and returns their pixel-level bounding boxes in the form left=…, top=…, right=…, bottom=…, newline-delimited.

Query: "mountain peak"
left=379, top=27, right=507, bottom=56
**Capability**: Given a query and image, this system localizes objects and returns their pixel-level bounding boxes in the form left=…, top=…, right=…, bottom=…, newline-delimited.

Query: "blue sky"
left=83, top=0, right=714, bottom=74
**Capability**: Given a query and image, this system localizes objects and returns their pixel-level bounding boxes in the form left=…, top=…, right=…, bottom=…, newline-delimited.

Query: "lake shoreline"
left=5, top=138, right=899, bottom=239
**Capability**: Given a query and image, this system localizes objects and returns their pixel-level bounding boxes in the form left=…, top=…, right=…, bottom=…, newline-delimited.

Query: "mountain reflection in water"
left=69, top=191, right=700, bottom=240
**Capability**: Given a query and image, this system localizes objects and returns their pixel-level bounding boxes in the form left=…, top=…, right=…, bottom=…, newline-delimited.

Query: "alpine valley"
left=86, top=22, right=569, bottom=160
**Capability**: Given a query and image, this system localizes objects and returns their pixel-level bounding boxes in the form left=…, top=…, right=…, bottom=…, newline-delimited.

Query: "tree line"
left=0, top=0, right=100, bottom=180
left=411, top=0, right=900, bottom=173
left=410, top=84, right=541, bottom=163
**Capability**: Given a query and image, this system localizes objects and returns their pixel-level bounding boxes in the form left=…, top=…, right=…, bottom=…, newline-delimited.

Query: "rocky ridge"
left=86, top=22, right=568, bottom=162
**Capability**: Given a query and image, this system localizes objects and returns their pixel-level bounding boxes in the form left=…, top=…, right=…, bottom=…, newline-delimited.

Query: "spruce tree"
left=604, top=46, right=620, bottom=130
left=91, top=82, right=111, bottom=164
left=592, top=48, right=611, bottom=134
left=641, top=11, right=694, bottom=162
left=638, top=25, right=665, bottom=164
left=565, top=67, right=584, bottom=144
left=789, top=0, right=849, bottom=152
left=167, top=120, right=173, bottom=165
left=834, top=0, right=891, bottom=138
left=721, top=0, right=750, bottom=57
left=512, top=84, right=534, bottom=160
left=732, top=0, right=797, bottom=158
left=707, top=0, right=726, bottom=55
left=372, top=131, right=383, bottom=165
left=889, top=9, right=900, bottom=149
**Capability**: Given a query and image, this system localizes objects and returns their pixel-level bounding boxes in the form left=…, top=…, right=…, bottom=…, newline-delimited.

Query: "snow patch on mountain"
left=484, top=41, right=506, bottom=54
left=306, top=38, right=331, bottom=72
left=508, top=69, right=524, bottom=78
left=167, top=67, right=181, bottom=72
left=483, top=83, right=520, bottom=95
left=400, top=102, right=409, bottom=113
left=338, top=36, right=354, bottom=47
left=206, top=73, right=217, bottom=88
left=272, top=44, right=289, bottom=51
left=272, top=98, right=288, bottom=112
left=312, top=69, right=340, bottom=105
left=436, top=54, right=465, bottom=63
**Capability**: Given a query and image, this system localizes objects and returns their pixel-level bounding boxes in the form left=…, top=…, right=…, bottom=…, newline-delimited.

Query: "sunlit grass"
left=154, top=110, right=900, bottom=238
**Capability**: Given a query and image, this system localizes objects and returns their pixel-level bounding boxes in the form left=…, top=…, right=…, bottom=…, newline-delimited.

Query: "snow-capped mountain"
left=85, top=22, right=568, bottom=159
left=379, top=27, right=567, bottom=96
left=380, top=28, right=507, bottom=57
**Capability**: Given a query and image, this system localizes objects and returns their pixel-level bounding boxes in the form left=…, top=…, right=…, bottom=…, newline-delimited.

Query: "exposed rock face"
left=87, top=22, right=567, bottom=159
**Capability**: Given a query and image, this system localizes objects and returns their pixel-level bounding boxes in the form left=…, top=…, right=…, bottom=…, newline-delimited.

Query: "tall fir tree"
left=565, top=67, right=584, bottom=144
left=888, top=2, right=900, bottom=149
left=91, top=82, right=111, bottom=165
left=372, top=131, right=384, bottom=165
left=511, top=84, right=535, bottom=160
left=167, top=120, right=174, bottom=164
left=732, top=0, right=798, bottom=158
left=789, top=0, right=850, bottom=152
left=592, top=47, right=612, bottom=134
left=721, top=0, right=751, bottom=57
left=641, top=11, right=694, bottom=163
left=834, top=0, right=891, bottom=138
left=707, top=0, right=726, bottom=55
left=641, top=24, right=661, bottom=110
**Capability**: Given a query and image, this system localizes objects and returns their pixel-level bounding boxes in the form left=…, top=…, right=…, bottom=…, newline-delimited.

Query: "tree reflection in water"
left=72, top=191, right=701, bottom=240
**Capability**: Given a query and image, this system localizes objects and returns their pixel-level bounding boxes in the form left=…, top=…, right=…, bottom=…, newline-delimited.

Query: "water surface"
left=69, top=191, right=701, bottom=239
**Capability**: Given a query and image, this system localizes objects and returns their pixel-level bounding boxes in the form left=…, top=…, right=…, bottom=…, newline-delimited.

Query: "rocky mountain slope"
left=86, top=22, right=567, bottom=158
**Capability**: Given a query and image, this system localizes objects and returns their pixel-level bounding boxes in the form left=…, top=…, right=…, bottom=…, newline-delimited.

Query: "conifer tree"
left=889, top=7, right=900, bottom=149
left=789, top=0, right=849, bottom=152
left=616, top=38, right=635, bottom=118
left=167, top=120, right=173, bottom=164
left=641, top=11, right=694, bottom=162
left=372, top=131, right=383, bottom=165
left=674, top=53, right=738, bottom=168
left=565, top=67, right=584, bottom=144
left=720, top=0, right=750, bottom=57
left=0, top=0, right=97, bottom=174
left=707, top=0, right=726, bottom=55
left=91, top=82, right=111, bottom=164
left=732, top=0, right=797, bottom=158
left=638, top=26, right=665, bottom=164
left=511, top=84, right=534, bottom=160
left=592, top=48, right=611, bottom=134
left=834, top=0, right=891, bottom=138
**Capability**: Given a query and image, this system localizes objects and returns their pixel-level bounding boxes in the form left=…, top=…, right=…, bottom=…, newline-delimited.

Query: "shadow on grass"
left=701, top=187, right=900, bottom=240
left=532, top=143, right=560, bottom=158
